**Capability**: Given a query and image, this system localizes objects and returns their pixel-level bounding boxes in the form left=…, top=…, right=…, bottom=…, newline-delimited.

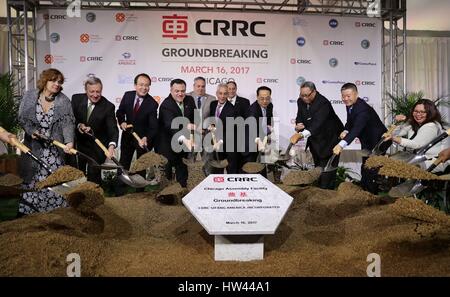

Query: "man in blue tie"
left=332, top=82, right=388, bottom=194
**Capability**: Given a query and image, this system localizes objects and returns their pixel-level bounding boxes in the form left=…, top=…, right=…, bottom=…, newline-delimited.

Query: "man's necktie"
left=179, top=102, right=184, bottom=116
left=86, top=101, right=94, bottom=122
left=215, top=104, right=222, bottom=118
left=197, top=96, right=202, bottom=109
left=133, top=98, right=141, bottom=115
left=348, top=106, right=353, bottom=115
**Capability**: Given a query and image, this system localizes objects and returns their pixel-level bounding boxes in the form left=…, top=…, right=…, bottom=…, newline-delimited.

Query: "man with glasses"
left=293, top=81, right=344, bottom=189
left=332, top=82, right=388, bottom=194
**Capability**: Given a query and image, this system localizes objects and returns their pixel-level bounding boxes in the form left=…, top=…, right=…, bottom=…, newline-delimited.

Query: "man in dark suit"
left=208, top=84, right=236, bottom=174
left=156, top=79, right=196, bottom=187
left=245, top=86, right=274, bottom=177
left=115, top=73, right=159, bottom=193
left=71, top=77, right=119, bottom=184
left=333, top=82, right=388, bottom=193
left=293, top=81, right=344, bottom=189
left=227, top=80, right=250, bottom=172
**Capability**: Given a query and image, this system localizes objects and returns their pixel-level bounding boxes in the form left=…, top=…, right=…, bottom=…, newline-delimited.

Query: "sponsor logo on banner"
left=80, top=56, right=103, bottom=62
left=296, top=37, right=306, bottom=47
left=151, top=76, right=174, bottom=83
left=354, top=61, right=377, bottom=66
left=361, top=39, right=371, bottom=49
left=80, top=33, right=102, bottom=44
left=329, top=99, right=344, bottom=104
left=118, top=74, right=134, bottom=84
left=257, top=78, right=279, bottom=84
left=115, top=97, right=122, bottom=104
left=50, top=33, right=60, bottom=43
left=329, top=19, right=338, bottom=28
left=115, top=35, right=139, bottom=41
left=355, top=22, right=376, bottom=28
left=162, top=15, right=189, bottom=39
left=214, top=177, right=225, bottom=183
left=355, top=80, right=376, bottom=86
left=86, top=12, right=96, bottom=23
left=329, top=58, right=338, bottom=67
left=323, top=40, right=344, bottom=46
left=289, top=99, right=297, bottom=103
left=322, top=80, right=346, bottom=84
left=115, top=12, right=137, bottom=23
left=292, top=17, right=308, bottom=26
left=290, top=58, right=312, bottom=64
left=118, top=52, right=136, bottom=65
left=44, top=54, right=66, bottom=64
left=296, top=76, right=306, bottom=86
left=43, top=14, right=66, bottom=20
left=87, top=73, right=96, bottom=78
left=44, top=54, right=54, bottom=64
left=362, top=96, right=370, bottom=102
left=196, top=20, right=265, bottom=37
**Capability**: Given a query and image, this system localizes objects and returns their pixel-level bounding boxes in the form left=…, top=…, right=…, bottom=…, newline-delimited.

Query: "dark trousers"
left=165, top=154, right=188, bottom=188
left=360, top=156, right=380, bottom=194
left=78, top=155, right=104, bottom=185
left=115, top=136, right=147, bottom=196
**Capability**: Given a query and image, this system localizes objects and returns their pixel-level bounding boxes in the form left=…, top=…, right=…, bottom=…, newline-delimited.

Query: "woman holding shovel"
left=17, top=68, right=75, bottom=215
left=384, top=99, right=447, bottom=173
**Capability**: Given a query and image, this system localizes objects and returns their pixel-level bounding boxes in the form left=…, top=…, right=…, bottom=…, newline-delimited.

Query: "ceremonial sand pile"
left=282, top=167, right=322, bottom=186
left=36, top=166, right=84, bottom=189
left=242, top=162, right=265, bottom=174
left=65, top=182, right=105, bottom=213
left=129, top=152, right=167, bottom=173
left=0, top=181, right=449, bottom=276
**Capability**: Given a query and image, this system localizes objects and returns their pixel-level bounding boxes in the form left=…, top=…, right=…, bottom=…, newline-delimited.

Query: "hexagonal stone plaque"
left=182, top=174, right=293, bottom=235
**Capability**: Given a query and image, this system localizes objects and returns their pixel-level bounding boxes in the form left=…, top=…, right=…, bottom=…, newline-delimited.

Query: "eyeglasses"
left=50, top=79, right=64, bottom=85
left=413, top=110, right=427, bottom=114
left=300, top=91, right=313, bottom=99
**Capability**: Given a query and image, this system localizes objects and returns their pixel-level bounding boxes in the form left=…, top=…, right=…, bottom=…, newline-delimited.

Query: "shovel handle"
left=95, top=139, right=110, bottom=157
left=8, top=136, right=31, bottom=153
left=52, top=139, right=78, bottom=155
left=132, top=132, right=142, bottom=143
left=126, top=124, right=133, bottom=129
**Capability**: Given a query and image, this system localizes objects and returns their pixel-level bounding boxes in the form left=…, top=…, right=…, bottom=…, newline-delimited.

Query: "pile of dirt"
left=129, top=152, right=167, bottom=173
left=0, top=173, right=23, bottom=186
left=36, top=166, right=84, bottom=189
left=156, top=183, right=187, bottom=205
left=282, top=168, right=322, bottom=186
left=242, top=162, right=265, bottom=174
left=65, top=182, right=105, bottom=213
left=1, top=181, right=449, bottom=276
left=183, top=159, right=206, bottom=191
left=365, top=156, right=438, bottom=180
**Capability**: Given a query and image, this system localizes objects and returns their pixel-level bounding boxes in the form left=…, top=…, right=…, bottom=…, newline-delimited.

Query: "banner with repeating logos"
left=37, top=9, right=381, bottom=154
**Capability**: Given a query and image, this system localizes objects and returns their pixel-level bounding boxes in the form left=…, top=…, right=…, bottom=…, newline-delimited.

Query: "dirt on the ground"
left=365, top=156, right=439, bottom=180
left=0, top=182, right=449, bottom=276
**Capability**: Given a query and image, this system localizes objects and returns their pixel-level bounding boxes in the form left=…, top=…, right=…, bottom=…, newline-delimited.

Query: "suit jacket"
left=343, top=98, right=387, bottom=150
left=116, top=90, right=158, bottom=149
left=156, top=95, right=196, bottom=161
left=231, top=96, right=250, bottom=119
left=209, top=100, right=235, bottom=151
left=295, top=92, right=344, bottom=159
left=188, top=91, right=216, bottom=129
left=247, top=101, right=273, bottom=138
left=72, top=93, right=119, bottom=161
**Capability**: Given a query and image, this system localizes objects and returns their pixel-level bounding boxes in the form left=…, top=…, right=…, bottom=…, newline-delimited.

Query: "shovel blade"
left=48, top=176, right=87, bottom=196
left=323, top=154, right=338, bottom=172
left=388, top=179, right=422, bottom=198
left=118, top=173, right=151, bottom=188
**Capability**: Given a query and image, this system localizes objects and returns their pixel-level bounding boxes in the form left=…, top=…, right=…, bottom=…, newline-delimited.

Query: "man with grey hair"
left=71, top=76, right=118, bottom=184
left=188, top=76, right=217, bottom=131
left=293, top=81, right=343, bottom=189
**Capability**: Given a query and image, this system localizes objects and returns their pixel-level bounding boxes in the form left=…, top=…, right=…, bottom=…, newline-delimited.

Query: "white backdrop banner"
left=36, top=9, right=381, bottom=150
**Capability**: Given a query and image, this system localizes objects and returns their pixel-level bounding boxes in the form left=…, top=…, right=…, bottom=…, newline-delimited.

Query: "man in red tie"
left=115, top=73, right=159, bottom=195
